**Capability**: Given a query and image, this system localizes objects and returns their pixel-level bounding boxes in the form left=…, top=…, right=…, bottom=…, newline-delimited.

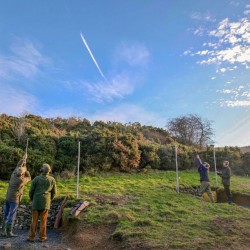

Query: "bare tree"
left=166, top=114, right=214, bottom=147
left=11, top=113, right=27, bottom=142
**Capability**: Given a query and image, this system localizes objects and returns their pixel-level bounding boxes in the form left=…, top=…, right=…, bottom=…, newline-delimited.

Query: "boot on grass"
left=6, top=223, right=18, bottom=237
left=1, top=220, right=7, bottom=237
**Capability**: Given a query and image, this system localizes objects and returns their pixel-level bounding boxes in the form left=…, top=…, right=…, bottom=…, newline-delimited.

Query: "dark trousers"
left=224, top=185, right=233, bottom=202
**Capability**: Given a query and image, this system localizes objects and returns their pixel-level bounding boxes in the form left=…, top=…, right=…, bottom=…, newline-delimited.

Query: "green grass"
left=1, top=170, right=250, bottom=249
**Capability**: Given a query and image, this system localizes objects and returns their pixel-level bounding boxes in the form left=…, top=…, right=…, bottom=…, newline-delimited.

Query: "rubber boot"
left=6, top=223, right=18, bottom=237
left=1, top=220, right=7, bottom=237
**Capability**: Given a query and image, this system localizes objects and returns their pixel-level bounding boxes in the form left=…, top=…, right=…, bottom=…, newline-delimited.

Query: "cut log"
left=70, top=200, right=90, bottom=217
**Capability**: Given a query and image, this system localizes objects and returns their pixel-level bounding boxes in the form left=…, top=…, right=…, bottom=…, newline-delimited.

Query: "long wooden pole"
left=213, top=145, right=218, bottom=187
left=76, top=141, right=80, bottom=199
left=175, top=144, right=179, bottom=193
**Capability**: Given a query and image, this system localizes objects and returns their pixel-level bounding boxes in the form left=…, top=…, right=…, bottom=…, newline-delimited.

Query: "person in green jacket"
left=1, top=154, right=31, bottom=237
left=27, top=164, right=57, bottom=242
left=217, top=160, right=233, bottom=204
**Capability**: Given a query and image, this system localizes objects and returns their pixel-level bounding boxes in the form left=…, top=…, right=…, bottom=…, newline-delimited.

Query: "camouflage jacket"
left=5, top=169, right=31, bottom=204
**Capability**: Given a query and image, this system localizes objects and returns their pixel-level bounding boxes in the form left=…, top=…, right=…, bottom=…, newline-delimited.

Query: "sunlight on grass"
left=1, top=170, right=250, bottom=249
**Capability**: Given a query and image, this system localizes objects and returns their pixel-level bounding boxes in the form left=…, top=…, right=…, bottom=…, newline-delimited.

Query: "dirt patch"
left=87, top=194, right=136, bottom=206
left=62, top=221, right=123, bottom=250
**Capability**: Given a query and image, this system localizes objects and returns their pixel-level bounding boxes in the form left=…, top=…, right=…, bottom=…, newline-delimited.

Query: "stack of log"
left=0, top=202, right=61, bottom=230
left=0, top=198, right=90, bottom=230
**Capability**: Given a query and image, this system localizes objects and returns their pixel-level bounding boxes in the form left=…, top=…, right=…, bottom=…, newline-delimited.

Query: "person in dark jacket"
left=217, top=161, right=233, bottom=203
left=1, top=154, right=31, bottom=237
left=196, top=154, right=214, bottom=203
left=27, top=164, right=57, bottom=242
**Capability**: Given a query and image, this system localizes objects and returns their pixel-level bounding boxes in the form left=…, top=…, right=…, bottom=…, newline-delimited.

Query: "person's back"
left=197, top=159, right=210, bottom=182
left=28, top=164, right=57, bottom=242
left=6, top=169, right=31, bottom=203
left=2, top=155, right=31, bottom=237
left=30, top=173, right=56, bottom=210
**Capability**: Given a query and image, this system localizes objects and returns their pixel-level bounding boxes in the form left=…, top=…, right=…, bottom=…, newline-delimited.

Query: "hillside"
left=1, top=171, right=250, bottom=249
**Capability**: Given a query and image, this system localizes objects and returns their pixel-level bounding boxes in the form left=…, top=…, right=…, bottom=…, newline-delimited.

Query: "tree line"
left=0, top=113, right=249, bottom=179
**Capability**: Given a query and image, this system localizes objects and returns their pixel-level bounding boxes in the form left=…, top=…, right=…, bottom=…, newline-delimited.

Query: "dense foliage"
left=0, top=114, right=249, bottom=179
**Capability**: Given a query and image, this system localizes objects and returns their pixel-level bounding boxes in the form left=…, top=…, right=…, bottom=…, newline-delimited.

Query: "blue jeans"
left=3, top=201, right=19, bottom=224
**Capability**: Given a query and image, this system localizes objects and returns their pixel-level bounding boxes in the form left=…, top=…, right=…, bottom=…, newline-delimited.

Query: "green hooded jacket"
left=29, top=173, right=57, bottom=210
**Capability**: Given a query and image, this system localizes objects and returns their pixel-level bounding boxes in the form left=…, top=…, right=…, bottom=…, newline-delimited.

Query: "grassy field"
left=1, top=170, right=250, bottom=249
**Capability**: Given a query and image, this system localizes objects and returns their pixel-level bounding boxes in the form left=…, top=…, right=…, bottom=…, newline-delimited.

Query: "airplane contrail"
left=80, top=32, right=107, bottom=81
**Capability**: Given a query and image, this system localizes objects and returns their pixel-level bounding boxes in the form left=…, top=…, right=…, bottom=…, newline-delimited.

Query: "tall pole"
left=213, top=145, right=218, bottom=187
left=175, top=144, right=179, bottom=193
left=76, top=141, right=81, bottom=199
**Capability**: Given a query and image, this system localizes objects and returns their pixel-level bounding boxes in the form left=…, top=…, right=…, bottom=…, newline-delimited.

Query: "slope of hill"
left=1, top=171, right=250, bottom=249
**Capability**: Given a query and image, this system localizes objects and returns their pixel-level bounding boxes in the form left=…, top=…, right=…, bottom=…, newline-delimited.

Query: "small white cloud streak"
left=80, top=33, right=107, bottom=81
left=0, top=40, right=50, bottom=80
left=221, top=100, right=250, bottom=107
left=190, top=12, right=216, bottom=23
left=115, top=43, right=150, bottom=66
left=66, top=73, right=135, bottom=103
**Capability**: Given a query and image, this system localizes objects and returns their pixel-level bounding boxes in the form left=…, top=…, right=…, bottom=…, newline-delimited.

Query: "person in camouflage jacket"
left=27, top=164, right=57, bottom=242
left=1, top=154, right=31, bottom=237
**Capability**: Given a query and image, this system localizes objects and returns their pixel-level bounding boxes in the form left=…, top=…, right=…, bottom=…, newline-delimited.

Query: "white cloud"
left=115, top=43, right=150, bottom=66
left=0, top=39, right=50, bottom=80
left=65, top=73, right=135, bottom=103
left=186, top=11, right=250, bottom=70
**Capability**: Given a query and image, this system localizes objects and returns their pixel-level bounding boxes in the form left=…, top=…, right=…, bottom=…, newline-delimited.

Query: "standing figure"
left=28, top=164, right=57, bottom=242
left=196, top=154, right=214, bottom=203
left=217, top=161, right=233, bottom=204
left=1, top=154, right=31, bottom=237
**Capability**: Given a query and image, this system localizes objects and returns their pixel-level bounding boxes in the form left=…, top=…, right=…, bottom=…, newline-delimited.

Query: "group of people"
left=1, top=152, right=233, bottom=242
left=196, top=154, right=233, bottom=203
left=1, top=154, right=57, bottom=242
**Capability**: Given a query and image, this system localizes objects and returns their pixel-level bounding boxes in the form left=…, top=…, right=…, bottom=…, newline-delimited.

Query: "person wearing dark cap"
left=27, top=164, right=57, bottom=242
left=1, top=153, right=31, bottom=237
left=217, top=160, right=233, bottom=204
left=196, top=154, right=214, bottom=203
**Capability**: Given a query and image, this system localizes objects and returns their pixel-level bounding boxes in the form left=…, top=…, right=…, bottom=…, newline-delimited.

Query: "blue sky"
left=0, top=0, right=250, bottom=146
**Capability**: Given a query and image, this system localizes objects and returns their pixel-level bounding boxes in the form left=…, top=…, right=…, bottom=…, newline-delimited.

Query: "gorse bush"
left=0, top=113, right=249, bottom=179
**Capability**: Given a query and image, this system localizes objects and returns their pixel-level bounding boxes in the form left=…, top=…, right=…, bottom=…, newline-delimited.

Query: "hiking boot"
left=39, top=237, right=48, bottom=242
left=6, top=223, right=18, bottom=237
left=27, top=238, right=35, bottom=243
left=1, top=220, right=7, bottom=237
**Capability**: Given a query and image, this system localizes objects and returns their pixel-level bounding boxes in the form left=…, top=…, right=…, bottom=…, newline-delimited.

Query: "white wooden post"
left=175, top=144, right=179, bottom=193
left=213, top=145, right=218, bottom=187
left=76, top=141, right=80, bottom=199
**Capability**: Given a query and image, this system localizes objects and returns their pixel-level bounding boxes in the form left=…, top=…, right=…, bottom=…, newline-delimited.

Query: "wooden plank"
left=54, top=196, right=68, bottom=229
left=70, top=200, right=90, bottom=217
